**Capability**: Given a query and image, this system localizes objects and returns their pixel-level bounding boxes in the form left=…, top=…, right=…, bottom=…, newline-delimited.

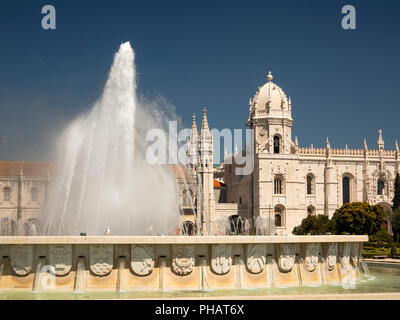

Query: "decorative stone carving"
left=172, top=245, right=195, bottom=276
left=89, top=244, right=113, bottom=276
left=211, top=244, right=232, bottom=275
left=305, top=243, right=320, bottom=272
left=246, top=244, right=266, bottom=274
left=131, top=245, right=155, bottom=276
left=278, top=244, right=296, bottom=272
left=326, top=243, right=338, bottom=271
left=10, top=245, right=33, bottom=276
left=351, top=243, right=360, bottom=267
left=49, top=244, right=72, bottom=276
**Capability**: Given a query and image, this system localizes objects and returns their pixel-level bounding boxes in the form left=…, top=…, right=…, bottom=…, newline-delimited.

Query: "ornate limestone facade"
left=0, top=162, right=53, bottom=235
left=223, top=72, right=398, bottom=235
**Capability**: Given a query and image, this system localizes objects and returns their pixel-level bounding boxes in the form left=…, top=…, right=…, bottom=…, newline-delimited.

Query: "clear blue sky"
left=0, top=0, right=399, bottom=161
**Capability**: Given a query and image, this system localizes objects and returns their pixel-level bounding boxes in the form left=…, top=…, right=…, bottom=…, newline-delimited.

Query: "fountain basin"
left=0, top=235, right=367, bottom=291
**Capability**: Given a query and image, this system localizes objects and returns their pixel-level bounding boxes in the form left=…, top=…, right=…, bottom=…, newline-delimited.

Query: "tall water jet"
left=42, top=42, right=179, bottom=235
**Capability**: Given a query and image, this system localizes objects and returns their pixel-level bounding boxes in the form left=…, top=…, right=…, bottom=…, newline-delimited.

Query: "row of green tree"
left=292, top=202, right=386, bottom=236
left=292, top=173, right=400, bottom=240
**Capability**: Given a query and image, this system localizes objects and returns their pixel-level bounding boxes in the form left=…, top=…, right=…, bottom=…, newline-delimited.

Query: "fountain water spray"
left=42, top=42, right=179, bottom=236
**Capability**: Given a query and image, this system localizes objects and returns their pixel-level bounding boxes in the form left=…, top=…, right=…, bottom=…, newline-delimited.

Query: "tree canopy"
left=332, top=202, right=385, bottom=235
left=292, top=214, right=335, bottom=235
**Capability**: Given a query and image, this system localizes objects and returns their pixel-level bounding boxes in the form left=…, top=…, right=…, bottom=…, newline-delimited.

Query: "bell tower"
left=248, top=71, right=293, bottom=155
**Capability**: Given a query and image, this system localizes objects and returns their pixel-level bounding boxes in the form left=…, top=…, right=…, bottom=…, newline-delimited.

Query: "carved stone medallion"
left=246, top=244, right=266, bottom=274
left=326, top=243, right=338, bottom=271
left=172, top=245, right=195, bottom=276
left=278, top=244, right=296, bottom=272
left=89, top=244, right=113, bottom=276
left=305, top=243, right=320, bottom=272
left=131, top=245, right=155, bottom=276
left=49, top=244, right=72, bottom=276
left=211, top=244, right=232, bottom=275
left=351, top=243, right=360, bottom=267
left=10, top=245, right=33, bottom=276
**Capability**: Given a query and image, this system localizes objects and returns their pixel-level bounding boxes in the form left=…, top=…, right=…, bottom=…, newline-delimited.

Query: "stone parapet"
left=0, top=236, right=367, bottom=291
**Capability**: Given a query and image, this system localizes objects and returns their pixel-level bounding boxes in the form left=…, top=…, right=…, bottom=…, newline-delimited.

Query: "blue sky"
left=0, top=0, right=399, bottom=161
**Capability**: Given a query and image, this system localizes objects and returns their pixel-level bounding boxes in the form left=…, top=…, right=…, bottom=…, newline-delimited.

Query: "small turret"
left=326, top=137, right=331, bottom=149
left=377, top=129, right=385, bottom=151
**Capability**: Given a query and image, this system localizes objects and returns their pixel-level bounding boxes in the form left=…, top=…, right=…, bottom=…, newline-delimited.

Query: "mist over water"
left=42, top=42, right=179, bottom=236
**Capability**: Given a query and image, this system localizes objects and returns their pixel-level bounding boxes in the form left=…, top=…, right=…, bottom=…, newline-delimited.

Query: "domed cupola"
left=248, top=72, right=294, bottom=155
left=249, top=71, right=292, bottom=121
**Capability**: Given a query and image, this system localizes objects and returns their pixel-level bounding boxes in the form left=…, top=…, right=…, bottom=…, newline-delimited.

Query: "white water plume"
left=42, top=42, right=179, bottom=235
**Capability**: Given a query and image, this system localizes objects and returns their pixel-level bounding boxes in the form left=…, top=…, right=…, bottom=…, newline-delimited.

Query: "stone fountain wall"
left=0, top=236, right=367, bottom=291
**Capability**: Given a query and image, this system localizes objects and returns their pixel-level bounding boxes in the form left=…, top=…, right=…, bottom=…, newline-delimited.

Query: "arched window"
left=275, top=214, right=282, bottom=227
left=182, top=189, right=194, bottom=207
left=377, top=180, right=385, bottom=195
left=274, top=177, right=282, bottom=194
left=343, top=177, right=350, bottom=204
left=228, top=215, right=244, bottom=235
left=274, top=205, right=285, bottom=227
left=0, top=217, right=17, bottom=236
left=306, top=174, right=315, bottom=195
left=182, top=221, right=196, bottom=236
left=3, top=187, right=11, bottom=201
left=31, top=187, right=38, bottom=202
left=307, top=205, right=316, bottom=216
left=274, top=136, right=280, bottom=154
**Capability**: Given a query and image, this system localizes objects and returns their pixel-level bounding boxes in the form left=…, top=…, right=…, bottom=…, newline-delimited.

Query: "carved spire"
left=191, top=113, right=197, bottom=132
left=326, top=137, right=331, bottom=149
left=288, top=96, right=292, bottom=111
left=396, top=139, right=399, bottom=152
left=247, top=97, right=253, bottom=124
left=295, top=136, right=299, bottom=148
left=377, top=129, right=384, bottom=151
left=201, top=107, right=209, bottom=131
left=364, top=138, right=368, bottom=151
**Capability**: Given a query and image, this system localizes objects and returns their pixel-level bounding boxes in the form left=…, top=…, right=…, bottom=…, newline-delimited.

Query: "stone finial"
left=396, top=139, right=399, bottom=152
left=201, top=107, right=209, bottom=130
left=377, top=129, right=384, bottom=150
left=191, top=113, right=197, bottom=131
left=288, top=96, right=292, bottom=110
left=295, top=136, right=299, bottom=147
left=267, top=71, right=273, bottom=82
left=364, top=138, right=368, bottom=151
left=326, top=137, right=331, bottom=149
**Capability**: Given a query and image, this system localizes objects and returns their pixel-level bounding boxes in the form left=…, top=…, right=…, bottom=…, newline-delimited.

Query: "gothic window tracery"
left=377, top=179, right=385, bottom=196
left=274, top=177, right=282, bottom=194
left=342, top=177, right=350, bottom=204
left=307, top=205, right=316, bottom=216
left=181, top=189, right=194, bottom=207
left=274, top=136, right=280, bottom=154
left=3, top=187, right=11, bottom=202
left=31, top=187, right=38, bottom=202
left=274, top=205, right=285, bottom=227
left=306, top=174, right=315, bottom=195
